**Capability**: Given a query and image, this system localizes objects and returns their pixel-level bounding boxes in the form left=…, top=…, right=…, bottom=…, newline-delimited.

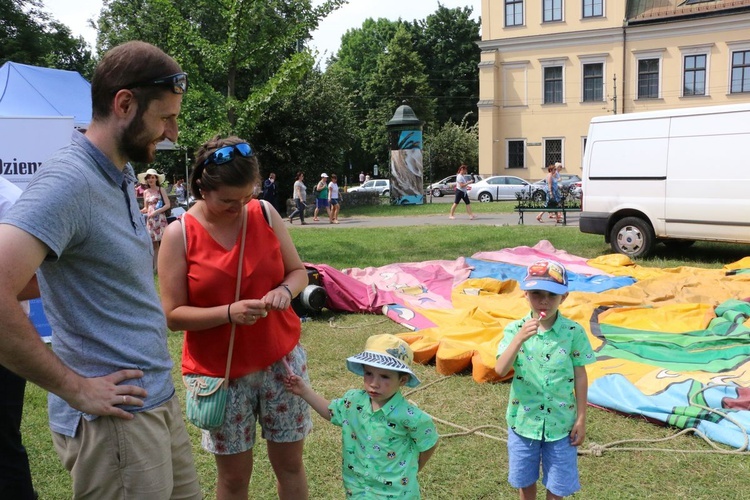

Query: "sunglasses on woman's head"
left=203, top=143, right=253, bottom=166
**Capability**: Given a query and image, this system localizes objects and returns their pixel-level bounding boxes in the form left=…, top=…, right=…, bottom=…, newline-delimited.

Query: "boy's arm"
left=284, top=375, right=332, bottom=421
left=569, top=365, right=588, bottom=446
left=418, top=442, right=438, bottom=471
left=494, top=318, right=539, bottom=377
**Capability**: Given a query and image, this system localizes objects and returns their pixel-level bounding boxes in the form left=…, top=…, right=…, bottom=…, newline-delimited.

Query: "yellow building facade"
left=477, top=0, right=750, bottom=180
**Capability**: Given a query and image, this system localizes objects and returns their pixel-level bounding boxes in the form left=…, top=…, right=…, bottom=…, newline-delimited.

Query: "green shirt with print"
left=497, top=311, right=596, bottom=441
left=329, top=388, right=438, bottom=498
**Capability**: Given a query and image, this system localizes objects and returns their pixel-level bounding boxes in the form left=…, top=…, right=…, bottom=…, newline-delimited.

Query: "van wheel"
left=610, top=217, right=655, bottom=258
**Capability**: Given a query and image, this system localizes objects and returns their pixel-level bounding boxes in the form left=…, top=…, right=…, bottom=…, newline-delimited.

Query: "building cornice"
left=478, top=15, right=750, bottom=54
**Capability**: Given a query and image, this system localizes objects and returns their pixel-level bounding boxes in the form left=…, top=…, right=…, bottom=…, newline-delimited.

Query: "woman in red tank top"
left=158, top=136, right=313, bottom=499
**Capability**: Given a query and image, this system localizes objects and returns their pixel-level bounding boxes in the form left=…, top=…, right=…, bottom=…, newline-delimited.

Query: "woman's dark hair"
left=295, top=171, right=304, bottom=180
left=457, top=164, right=468, bottom=174
left=189, top=135, right=260, bottom=199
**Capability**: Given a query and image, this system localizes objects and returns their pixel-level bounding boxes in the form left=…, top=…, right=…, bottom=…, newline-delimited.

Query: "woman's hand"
left=261, top=285, right=294, bottom=311
left=229, top=299, right=269, bottom=325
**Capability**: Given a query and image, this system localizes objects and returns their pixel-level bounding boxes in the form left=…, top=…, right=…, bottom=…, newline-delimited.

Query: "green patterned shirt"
left=329, top=389, right=438, bottom=498
left=497, top=312, right=596, bottom=441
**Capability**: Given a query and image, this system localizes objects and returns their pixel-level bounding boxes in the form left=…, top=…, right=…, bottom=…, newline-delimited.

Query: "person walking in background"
left=537, top=163, right=561, bottom=223
left=284, top=334, right=438, bottom=498
left=365, top=172, right=371, bottom=182
left=449, top=164, right=476, bottom=220
left=158, top=136, right=313, bottom=499
left=495, top=260, right=595, bottom=500
left=359, top=171, right=365, bottom=184
left=327, top=173, right=340, bottom=224
left=139, top=168, right=171, bottom=272
left=548, top=162, right=563, bottom=220
left=173, top=178, right=187, bottom=207
left=262, top=172, right=278, bottom=212
left=0, top=176, right=39, bottom=500
left=0, top=41, right=200, bottom=499
left=312, top=173, right=329, bottom=222
left=289, top=171, right=307, bottom=225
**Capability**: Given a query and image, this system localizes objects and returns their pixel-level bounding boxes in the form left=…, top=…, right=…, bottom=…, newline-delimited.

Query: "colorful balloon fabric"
left=310, top=241, right=750, bottom=450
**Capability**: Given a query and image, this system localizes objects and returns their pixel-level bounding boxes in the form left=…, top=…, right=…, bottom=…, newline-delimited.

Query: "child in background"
left=285, top=334, right=438, bottom=498
left=495, top=259, right=595, bottom=500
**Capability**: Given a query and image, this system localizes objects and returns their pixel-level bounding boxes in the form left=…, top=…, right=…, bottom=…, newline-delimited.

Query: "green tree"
left=0, top=0, right=92, bottom=73
left=409, top=5, right=480, bottom=127
left=253, top=69, right=356, bottom=201
left=95, top=0, right=345, bottom=152
left=424, top=119, right=479, bottom=184
left=360, top=25, right=435, bottom=167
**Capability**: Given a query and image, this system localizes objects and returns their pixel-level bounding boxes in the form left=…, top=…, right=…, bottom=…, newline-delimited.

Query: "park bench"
left=514, top=186, right=582, bottom=226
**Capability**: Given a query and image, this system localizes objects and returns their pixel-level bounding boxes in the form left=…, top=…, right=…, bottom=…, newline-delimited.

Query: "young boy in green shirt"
left=285, top=334, right=438, bottom=498
left=495, top=259, right=596, bottom=499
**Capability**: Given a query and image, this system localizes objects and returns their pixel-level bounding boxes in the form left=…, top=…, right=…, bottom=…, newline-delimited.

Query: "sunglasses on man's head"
left=122, top=72, right=188, bottom=94
left=203, top=143, right=254, bottom=166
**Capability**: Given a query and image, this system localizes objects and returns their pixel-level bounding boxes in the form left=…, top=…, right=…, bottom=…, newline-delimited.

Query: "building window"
left=583, top=63, right=603, bottom=101
left=505, top=0, right=524, bottom=26
left=582, top=0, right=603, bottom=17
left=731, top=50, right=750, bottom=93
left=637, top=58, right=660, bottom=99
left=507, top=140, right=525, bottom=168
left=544, top=66, right=563, bottom=104
left=544, top=139, right=563, bottom=166
left=683, top=54, right=706, bottom=96
left=543, top=0, right=563, bottom=22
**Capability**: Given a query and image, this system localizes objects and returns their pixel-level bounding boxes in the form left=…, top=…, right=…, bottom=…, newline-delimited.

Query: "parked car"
left=530, top=174, right=582, bottom=202
left=468, top=176, right=532, bottom=202
left=348, top=179, right=390, bottom=196
left=426, top=174, right=483, bottom=197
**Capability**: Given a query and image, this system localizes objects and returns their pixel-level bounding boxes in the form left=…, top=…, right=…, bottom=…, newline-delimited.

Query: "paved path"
left=288, top=211, right=581, bottom=229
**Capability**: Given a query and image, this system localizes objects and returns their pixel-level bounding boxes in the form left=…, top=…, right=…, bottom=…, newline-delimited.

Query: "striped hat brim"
left=346, top=351, right=420, bottom=388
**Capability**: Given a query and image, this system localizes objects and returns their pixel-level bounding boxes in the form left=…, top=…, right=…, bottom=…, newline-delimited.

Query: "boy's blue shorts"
left=507, top=428, right=580, bottom=497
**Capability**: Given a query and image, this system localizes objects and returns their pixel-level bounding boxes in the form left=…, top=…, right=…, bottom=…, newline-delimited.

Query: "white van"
left=579, top=103, right=750, bottom=258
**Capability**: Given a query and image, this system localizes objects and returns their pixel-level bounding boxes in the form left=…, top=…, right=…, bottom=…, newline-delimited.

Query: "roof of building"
left=627, top=0, right=750, bottom=21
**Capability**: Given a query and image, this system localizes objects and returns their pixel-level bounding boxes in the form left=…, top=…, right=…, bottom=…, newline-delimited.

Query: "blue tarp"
left=0, top=61, right=91, bottom=128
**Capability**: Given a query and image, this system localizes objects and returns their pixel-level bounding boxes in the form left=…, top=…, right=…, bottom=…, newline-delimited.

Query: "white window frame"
left=543, top=137, right=565, bottom=169
left=505, top=0, right=525, bottom=27
left=578, top=54, right=607, bottom=102
left=543, top=0, right=564, bottom=23
left=633, top=49, right=664, bottom=100
left=506, top=139, right=527, bottom=169
left=540, top=57, right=567, bottom=105
left=727, top=41, right=750, bottom=95
left=582, top=0, right=604, bottom=18
left=679, top=44, right=712, bottom=97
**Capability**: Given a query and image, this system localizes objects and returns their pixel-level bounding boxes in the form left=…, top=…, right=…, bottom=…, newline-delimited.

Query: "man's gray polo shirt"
left=2, top=131, right=175, bottom=437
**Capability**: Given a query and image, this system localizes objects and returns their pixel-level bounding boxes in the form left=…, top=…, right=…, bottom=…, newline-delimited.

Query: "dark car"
left=531, top=174, right=582, bottom=202
left=426, top=174, right=483, bottom=197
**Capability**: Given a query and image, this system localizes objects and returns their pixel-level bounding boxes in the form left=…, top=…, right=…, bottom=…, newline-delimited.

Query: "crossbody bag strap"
left=223, top=205, right=248, bottom=385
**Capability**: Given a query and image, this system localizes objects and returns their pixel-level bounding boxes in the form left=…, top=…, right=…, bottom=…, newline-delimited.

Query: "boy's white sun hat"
left=346, top=334, right=420, bottom=387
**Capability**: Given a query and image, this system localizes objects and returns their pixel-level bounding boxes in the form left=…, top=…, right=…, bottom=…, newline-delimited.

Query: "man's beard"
left=120, top=110, right=156, bottom=164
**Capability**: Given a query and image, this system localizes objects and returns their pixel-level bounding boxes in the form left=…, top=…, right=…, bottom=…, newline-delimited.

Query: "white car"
left=469, top=176, right=532, bottom=202
left=348, top=179, right=390, bottom=196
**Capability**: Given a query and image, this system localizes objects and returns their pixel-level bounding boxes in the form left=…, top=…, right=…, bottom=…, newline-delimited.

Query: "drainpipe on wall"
left=621, top=21, right=627, bottom=115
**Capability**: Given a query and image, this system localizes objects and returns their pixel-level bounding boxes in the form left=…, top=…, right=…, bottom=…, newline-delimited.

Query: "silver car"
left=469, top=176, right=532, bottom=202
left=426, top=174, right=483, bottom=197
left=347, top=179, right=390, bottom=196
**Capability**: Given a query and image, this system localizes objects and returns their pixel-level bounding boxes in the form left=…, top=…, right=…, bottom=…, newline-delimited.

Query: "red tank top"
left=181, top=200, right=300, bottom=377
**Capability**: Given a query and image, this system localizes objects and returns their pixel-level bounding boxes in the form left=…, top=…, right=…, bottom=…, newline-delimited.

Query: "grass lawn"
left=22, top=219, right=750, bottom=499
